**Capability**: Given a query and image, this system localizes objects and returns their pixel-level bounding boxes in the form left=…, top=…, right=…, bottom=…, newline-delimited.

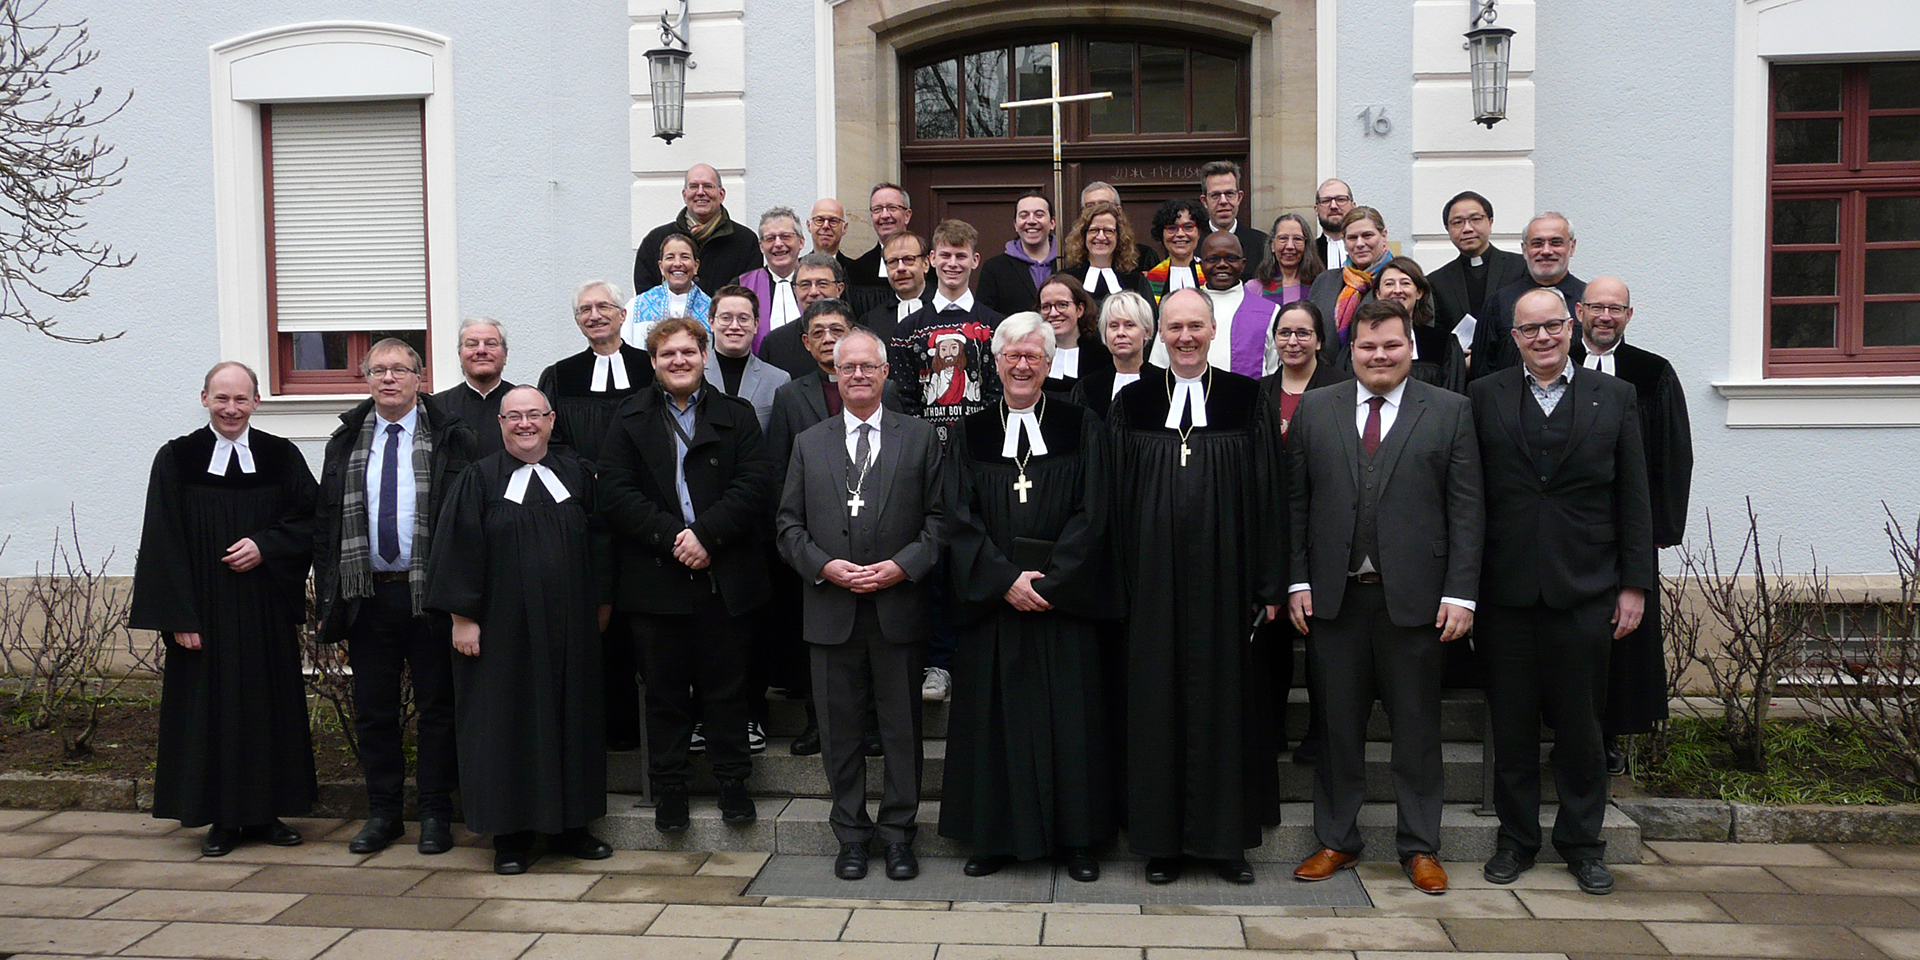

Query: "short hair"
left=1080, top=180, right=1118, bottom=204
left=1159, top=286, right=1214, bottom=323
left=362, top=338, right=424, bottom=376
left=456, top=316, right=508, bottom=352
left=1099, top=290, right=1157, bottom=341
left=1352, top=298, right=1413, bottom=340
left=1515, top=285, right=1571, bottom=317
left=1038, top=273, right=1098, bottom=341
left=1340, top=206, right=1387, bottom=235
left=758, top=206, right=801, bottom=233
left=1150, top=198, right=1209, bottom=244
left=882, top=231, right=927, bottom=257
left=1273, top=299, right=1324, bottom=342
left=832, top=327, right=886, bottom=365
left=656, top=231, right=700, bottom=260
left=1443, top=190, right=1494, bottom=226
left=1253, top=212, right=1327, bottom=287
left=796, top=251, right=846, bottom=282
left=1317, top=177, right=1353, bottom=200
left=710, top=283, right=760, bottom=320
left=574, top=278, right=630, bottom=311
left=1063, top=200, right=1139, bottom=272
left=1377, top=257, right=1435, bottom=327
left=646, top=315, right=710, bottom=354
left=1199, top=160, right=1243, bottom=191
left=800, top=297, right=855, bottom=333
left=931, top=219, right=979, bottom=252
left=499, top=383, right=550, bottom=413
left=870, top=182, right=911, bottom=209
left=1018, top=189, right=1052, bottom=219
left=202, top=360, right=260, bottom=396
left=1527, top=211, right=1576, bottom=242
left=991, top=311, right=1057, bottom=362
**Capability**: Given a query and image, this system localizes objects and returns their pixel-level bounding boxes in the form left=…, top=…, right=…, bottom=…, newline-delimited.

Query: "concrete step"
left=592, top=794, right=1640, bottom=864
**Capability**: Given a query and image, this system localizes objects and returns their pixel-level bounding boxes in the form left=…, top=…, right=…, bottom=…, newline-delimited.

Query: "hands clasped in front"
left=820, top=558, right=908, bottom=593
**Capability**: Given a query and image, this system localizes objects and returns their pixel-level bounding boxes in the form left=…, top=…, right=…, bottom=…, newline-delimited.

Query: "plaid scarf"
left=679, top=203, right=733, bottom=247
left=337, top=404, right=437, bottom=615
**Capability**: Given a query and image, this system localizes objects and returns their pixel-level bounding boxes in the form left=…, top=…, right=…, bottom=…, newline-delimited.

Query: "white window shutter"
left=268, top=100, right=427, bottom=333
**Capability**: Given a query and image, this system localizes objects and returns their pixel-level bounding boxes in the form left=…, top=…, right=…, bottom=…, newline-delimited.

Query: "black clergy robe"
left=1110, top=369, right=1287, bottom=858
left=426, top=449, right=608, bottom=835
left=939, top=403, right=1120, bottom=860
left=536, top=346, right=655, bottom=464
left=1574, top=339, right=1695, bottom=734
left=129, top=427, right=318, bottom=828
left=433, top=379, right=515, bottom=458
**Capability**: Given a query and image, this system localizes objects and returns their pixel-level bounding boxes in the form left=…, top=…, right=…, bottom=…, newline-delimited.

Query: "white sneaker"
left=747, top=721, right=767, bottom=754
left=921, top=666, right=952, bottom=702
left=688, top=723, right=705, bottom=755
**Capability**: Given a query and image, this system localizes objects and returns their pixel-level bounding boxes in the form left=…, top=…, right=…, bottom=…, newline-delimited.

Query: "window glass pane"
left=1139, top=45, right=1184, bottom=133
left=1775, top=118, right=1841, bottom=164
left=1866, top=249, right=1920, bottom=294
left=290, top=332, right=349, bottom=371
left=1869, top=115, right=1920, bottom=163
left=1870, top=63, right=1920, bottom=110
left=914, top=60, right=959, bottom=140
left=1088, top=42, right=1133, bottom=135
left=1191, top=52, right=1236, bottom=133
left=1868, top=196, right=1920, bottom=242
left=964, top=50, right=1009, bottom=138
left=1774, top=64, right=1842, bottom=112
left=1773, top=198, right=1839, bottom=245
left=1012, top=45, right=1052, bottom=137
left=1770, top=304, right=1836, bottom=349
left=1772, top=250, right=1838, bottom=296
left=1864, top=301, right=1920, bottom=346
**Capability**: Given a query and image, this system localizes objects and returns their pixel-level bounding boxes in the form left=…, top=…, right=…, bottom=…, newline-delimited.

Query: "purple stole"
left=1228, top=281, right=1275, bottom=378
left=734, top=267, right=778, bottom=353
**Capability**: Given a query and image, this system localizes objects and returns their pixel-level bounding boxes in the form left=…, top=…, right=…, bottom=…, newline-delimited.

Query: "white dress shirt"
left=366, top=405, right=419, bottom=571
left=843, top=406, right=884, bottom=465
left=207, top=426, right=255, bottom=476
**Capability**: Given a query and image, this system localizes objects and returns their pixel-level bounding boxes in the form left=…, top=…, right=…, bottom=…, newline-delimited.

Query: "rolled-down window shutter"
left=268, top=100, right=427, bottom=333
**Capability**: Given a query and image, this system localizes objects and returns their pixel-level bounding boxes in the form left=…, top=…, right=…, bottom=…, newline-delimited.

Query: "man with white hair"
left=734, top=206, right=809, bottom=352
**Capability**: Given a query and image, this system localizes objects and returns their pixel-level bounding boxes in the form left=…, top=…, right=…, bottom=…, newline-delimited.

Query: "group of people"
left=130, top=161, right=1694, bottom=898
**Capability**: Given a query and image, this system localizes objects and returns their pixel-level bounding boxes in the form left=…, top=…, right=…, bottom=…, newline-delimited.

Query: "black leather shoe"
left=417, top=816, right=454, bottom=855
left=348, top=817, right=403, bottom=854
left=1605, top=736, right=1628, bottom=776
left=242, top=819, right=303, bottom=847
left=1568, top=857, right=1614, bottom=896
left=1063, top=848, right=1099, bottom=883
left=656, top=784, right=691, bottom=834
left=1216, top=857, right=1256, bottom=884
left=862, top=734, right=884, bottom=757
left=834, top=841, right=869, bottom=880
left=718, top=779, right=757, bottom=824
left=884, top=842, right=918, bottom=880
left=964, top=854, right=1016, bottom=877
left=789, top=724, right=821, bottom=756
left=201, top=825, right=243, bottom=857
left=1482, top=849, right=1536, bottom=884
left=1145, top=857, right=1181, bottom=885
left=493, top=832, right=535, bottom=875
left=553, top=827, right=612, bottom=860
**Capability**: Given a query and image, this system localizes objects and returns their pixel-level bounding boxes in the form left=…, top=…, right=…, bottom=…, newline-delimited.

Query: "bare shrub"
left=1810, top=505, right=1920, bottom=787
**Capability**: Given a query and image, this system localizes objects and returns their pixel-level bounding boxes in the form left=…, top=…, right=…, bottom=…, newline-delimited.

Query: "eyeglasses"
left=1524, top=237, right=1571, bottom=250
left=1581, top=302, right=1630, bottom=317
left=460, top=338, right=504, bottom=350
left=806, top=325, right=852, bottom=339
left=1085, top=226, right=1117, bottom=238
left=1038, top=300, right=1077, bottom=314
left=1515, top=319, right=1570, bottom=339
left=1446, top=213, right=1489, bottom=229
left=575, top=301, right=622, bottom=317
left=1000, top=351, right=1048, bottom=367
left=1201, top=254, right=1245, bottom=265
left=1273, top=329, right=1316, bottom=341
left=1273, top=235, right=1307, bottom=246
left=809, top=215, right=846, bottom=228
left=1203, top=190, right=1240, bottom=202
left=883, top=254, right=923, bottom=268
left=835, top=362, right=884, bottom=375
left=365, top=365, right=418, bottom=380
left=760, top=231, right=801, bottom=245
left=1164, top=222, right=1200, bottom=234
left=870, top=203, right=908, bottom=216
left=794, top=278, right=843, bottom=291
left=712, top=313, right=757, bottom=329
left=497, top=411, right=554, bottom=424
left=1315, top=194, right=1353, bottom=206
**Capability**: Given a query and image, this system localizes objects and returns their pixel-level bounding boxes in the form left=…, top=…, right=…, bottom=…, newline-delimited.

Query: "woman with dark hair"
left=1144, top=198, right=1209, bottom=304
left=1061, top=200, right=1150, bottom=307
left=1037, top=273, right=1112, bottom=398
left=1306, top=206, right=1393, bottom=359
left=1253, top=213, right=1326, bottom=308
left=1375, top=257, right=1469, bottom=394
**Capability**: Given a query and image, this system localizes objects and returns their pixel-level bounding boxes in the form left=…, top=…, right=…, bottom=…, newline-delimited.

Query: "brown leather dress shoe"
left=1403, top=853, right=1448, bottom=894
left=1292, top=847, right=1359, bottom=881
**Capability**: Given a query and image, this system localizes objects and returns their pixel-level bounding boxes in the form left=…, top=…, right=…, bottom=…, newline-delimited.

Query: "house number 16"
left=1358, top=105, right=1392, bottom=137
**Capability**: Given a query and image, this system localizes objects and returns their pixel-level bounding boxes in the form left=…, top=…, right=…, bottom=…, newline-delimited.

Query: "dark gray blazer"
left=775, top=408, right=945, bottom=645
left=1287, top=377, right=1485, bottom=627
left=706, top=351, right=790, bottom=431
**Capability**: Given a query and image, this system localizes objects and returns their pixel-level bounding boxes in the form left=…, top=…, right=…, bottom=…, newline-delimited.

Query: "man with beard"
left=1471, top=212, right=1586, bottom=378
left=633, top=164, right=763, bottom=295
left=1313, top=179, right=1356, bottom=270
left=433, top=318, right=513, bottom=457
left=1150, top=231, right=1279, bottom=379
left=976, top=191, right=1059, bottom=316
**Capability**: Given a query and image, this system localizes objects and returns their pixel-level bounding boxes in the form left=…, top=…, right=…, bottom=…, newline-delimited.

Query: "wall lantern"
left=645, top=0, right=692, bottom=143
left=1466, top=0, right=1515, bottom=128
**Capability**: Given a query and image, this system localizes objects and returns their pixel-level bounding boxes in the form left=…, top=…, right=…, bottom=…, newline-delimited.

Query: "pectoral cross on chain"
left=1013, top=472, right=1033, bottom=504
left=1179, top=442, right=1192, bottom=467
left=847, top=493, right=866, bottom=516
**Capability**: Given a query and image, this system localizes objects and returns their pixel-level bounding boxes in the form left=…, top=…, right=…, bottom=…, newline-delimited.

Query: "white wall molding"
left=1406, top=0, right=1535, bottom=262
left=630, top=1, right=749, bottom=245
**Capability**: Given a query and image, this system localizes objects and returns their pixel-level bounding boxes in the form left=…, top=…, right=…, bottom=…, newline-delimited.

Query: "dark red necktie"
left=1363, top=395, right=1384, bottom=456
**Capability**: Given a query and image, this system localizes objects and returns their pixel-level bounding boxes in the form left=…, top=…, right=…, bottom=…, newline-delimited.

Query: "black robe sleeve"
left=1029, top=409, right=1115, bottom=619
left=1646, top=364, right=1694, bottom=548
left=129, top=447, right=200, bottom=635
left=426, top=458, right=494, bottom=623
left=257, top=439, right=320, bottom=616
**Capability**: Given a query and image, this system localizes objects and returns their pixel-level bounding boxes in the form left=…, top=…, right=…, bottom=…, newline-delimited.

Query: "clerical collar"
left=767, top=264, right=797, bottom=281
left=207, top=425, right=255, bottom=476
left=504, top=460, right=571, bottom=504
left=895, top=294, right=925, bottom=320
left=591, top=350, right=632, bottom=392
left=1583, top=339, right=1620, bottom=375
left=1469, top=255, right=1485, bottom=267
left=1584, top=338, right=1621, bottom=357
left=933, top=290, right=975, bottom=313
left=1214, top=219, right=1239, bottom=235
left=1166, top=266, right=1198, bottom=292
left=1087, top=266, right=1120, bottom=295
left=1166, top=369, right=1210, bottom=429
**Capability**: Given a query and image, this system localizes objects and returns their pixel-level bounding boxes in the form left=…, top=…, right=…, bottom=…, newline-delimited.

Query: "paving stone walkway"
left=1, top=808, right=1918, bottom=959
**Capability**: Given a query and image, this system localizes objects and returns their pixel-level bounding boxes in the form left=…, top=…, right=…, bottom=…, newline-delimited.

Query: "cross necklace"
left=1165, top=366, right=1212, bottom=467
left=997, top=394, right=1046, bottom=504
left=846, top=438, right=877, bottom=516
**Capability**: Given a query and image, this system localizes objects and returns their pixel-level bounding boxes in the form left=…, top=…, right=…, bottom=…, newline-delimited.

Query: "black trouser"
left=346, top=579, right=457, bottom=819
left=811, top=597, right=925, bottom=845
left=1479, top=594, right=1614, bottom=862
left=604, top=612, right=641, bottom=746
left=632, top=590, right=754, bottom=785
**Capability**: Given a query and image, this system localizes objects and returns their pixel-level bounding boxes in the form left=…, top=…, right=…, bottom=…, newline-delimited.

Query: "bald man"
left=634, top=164, right=764, bottom=296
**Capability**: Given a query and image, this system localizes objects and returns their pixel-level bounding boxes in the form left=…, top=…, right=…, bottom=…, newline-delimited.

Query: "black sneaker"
left=718, top=778, right=757, bottom=824
left=655, top=784, right=691, bottom=833
left=688, top=723, right=706, bottom=755
left=747, top=721, right=767, bottom=755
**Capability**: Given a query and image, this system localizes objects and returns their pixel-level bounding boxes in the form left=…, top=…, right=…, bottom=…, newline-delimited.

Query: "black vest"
left=1348, top=434, right=1384, bottom=574
left=1518, top=377, right=1575, bottom=476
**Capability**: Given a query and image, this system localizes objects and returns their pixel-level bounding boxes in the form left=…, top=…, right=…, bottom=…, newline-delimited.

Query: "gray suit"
left=706, top=351, right=790, bottom=431
left=776, top=408, right=945, bottom=845
left=1288, top=376, right=1484, bottom=859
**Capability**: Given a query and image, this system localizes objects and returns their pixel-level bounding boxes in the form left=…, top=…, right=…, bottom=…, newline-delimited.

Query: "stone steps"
left=592, top=794, right=1639, bottom=864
